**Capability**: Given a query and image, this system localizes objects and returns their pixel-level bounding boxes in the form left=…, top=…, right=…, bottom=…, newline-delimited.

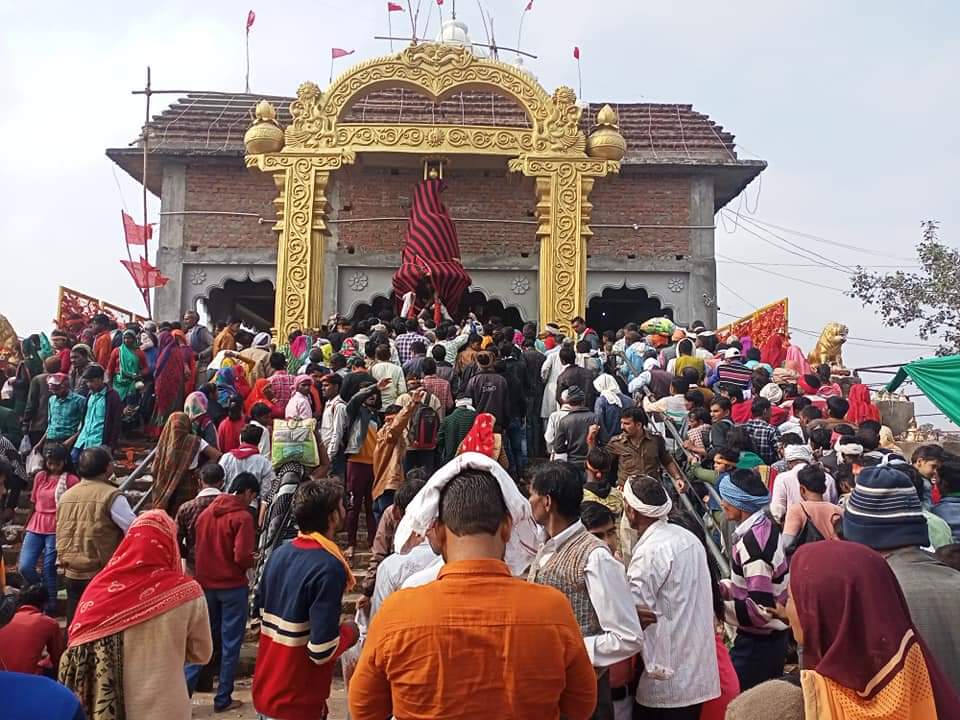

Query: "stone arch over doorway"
left=586, top=285, right=673, bottom=335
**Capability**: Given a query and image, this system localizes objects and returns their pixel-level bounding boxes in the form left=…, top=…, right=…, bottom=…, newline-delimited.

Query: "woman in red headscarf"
left=456, top=412, right=509, bottom=469
left=760, top=333, right=789, bottom=369
left=59, top=510, right=212, bottom=720
left=784, top=541, right=960, bottom=719
left=846, top=383, right=881, bottom=424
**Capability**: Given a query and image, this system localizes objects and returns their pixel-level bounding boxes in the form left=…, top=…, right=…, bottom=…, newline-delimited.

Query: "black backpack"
left=785, top=504, right=827, bottom=556
left=407, top=393, right=440, bottom=450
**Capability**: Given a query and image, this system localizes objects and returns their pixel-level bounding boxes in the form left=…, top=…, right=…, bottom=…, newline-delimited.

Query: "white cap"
left=723, top=347, right=741, bottom=359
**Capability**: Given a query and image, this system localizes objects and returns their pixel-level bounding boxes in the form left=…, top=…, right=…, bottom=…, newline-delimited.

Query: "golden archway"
left=244, top=43, right=624, bottom=339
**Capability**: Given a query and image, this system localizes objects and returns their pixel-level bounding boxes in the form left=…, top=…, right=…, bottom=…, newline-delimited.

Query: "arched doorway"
left=349, top=289, right=525, bottom=330
left=205, top=279, right=275, bottom=331
left=586, top=285, right=672, bottom=334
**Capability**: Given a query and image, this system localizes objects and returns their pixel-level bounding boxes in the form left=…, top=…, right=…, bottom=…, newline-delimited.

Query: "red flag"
left=331, top=48, right=355, bottom=59
left=525, top=0, right=533, bottom=10
left=573, top=46, right=580, bottom=60
left=387, top=1, right=404, bottom=9
left=121, top=211, right=152, bottom=246
left=246, top=10, right=255, bottom=31
left=121, top=257, right=169, bottom=289
left=437, top=0, right=443, bottom=5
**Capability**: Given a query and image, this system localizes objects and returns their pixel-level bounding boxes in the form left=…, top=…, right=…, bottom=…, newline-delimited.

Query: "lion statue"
left=808, top=322, right=849, bottom=368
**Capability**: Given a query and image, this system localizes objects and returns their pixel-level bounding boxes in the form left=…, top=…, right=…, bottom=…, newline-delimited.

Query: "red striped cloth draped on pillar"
left=393, top=179, right=472, bottom=318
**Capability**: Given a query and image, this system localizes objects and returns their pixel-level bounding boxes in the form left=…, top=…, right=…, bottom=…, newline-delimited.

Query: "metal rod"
left=116, top=448, right=157, bottom=494
left=373, top=35, right=537, bottom=58
left=140, top=66, right=153, bottom=318
left=159, top=211, right=263, bottom=218
left=854, top=363, right=910, bottom=372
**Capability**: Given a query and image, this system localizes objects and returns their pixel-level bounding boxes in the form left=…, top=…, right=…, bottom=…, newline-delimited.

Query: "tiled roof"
left=129, top=89, right=745, bottom=165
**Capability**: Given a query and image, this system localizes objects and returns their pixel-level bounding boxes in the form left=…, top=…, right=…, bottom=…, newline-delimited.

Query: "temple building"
left=107, top=36, right=764, bottom=334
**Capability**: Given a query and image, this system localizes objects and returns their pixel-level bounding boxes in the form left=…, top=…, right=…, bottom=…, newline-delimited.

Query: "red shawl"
left=68, top=510, right=202, bottom=646
left=459, top=413, right=496, bottom=457
left=847, top=383, right=881, bottom=424
left=153, top=331, right=186, bottom=417
left=759, top=333, right=788, bottom=369
left=791, top=541, right=960, bottom=716
left=244, top=377, right=271, bottom=416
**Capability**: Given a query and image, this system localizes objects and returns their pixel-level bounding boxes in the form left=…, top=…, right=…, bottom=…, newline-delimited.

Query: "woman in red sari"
left=148, top=331, right=188, bottom=439
left=59, top=510, right=212, bottom=720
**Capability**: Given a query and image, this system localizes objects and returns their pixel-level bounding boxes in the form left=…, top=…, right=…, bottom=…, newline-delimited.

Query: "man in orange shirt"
left=91, top=313, right=114, bottom=369
left=348, top=460, right=598, bottom=720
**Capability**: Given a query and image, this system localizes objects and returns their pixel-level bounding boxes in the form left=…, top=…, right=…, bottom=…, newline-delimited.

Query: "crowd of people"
left=1, top=308, right=960, bottom=719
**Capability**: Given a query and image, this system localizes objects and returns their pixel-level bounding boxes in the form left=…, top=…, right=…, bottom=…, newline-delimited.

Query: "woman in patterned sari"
left=59, top=510, right=212, bottom=720
left=147, top=331, right=186, bottom=439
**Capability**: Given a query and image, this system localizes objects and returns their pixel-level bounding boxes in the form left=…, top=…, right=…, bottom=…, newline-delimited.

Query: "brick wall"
left=183, top=162, right=278, bottom=251
left=590, top=174, right=691, bottom=259
left=179, top=160, right=692, bottom=259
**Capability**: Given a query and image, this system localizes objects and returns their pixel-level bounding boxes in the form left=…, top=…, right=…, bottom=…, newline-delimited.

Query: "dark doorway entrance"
left=350, top=290, right=525, bottom=330
left=586, top=285, right=673, bottom=334
left=206, top=279, right=275, bottom=332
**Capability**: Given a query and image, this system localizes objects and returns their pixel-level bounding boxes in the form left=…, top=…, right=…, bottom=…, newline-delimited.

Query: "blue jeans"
left=372, top=490, right=395, bottom=528
left=186, top=586, right=248, bottom=710
left=504, top=417, right=527, bottom=477
left=19, top=531, right=57, bottom=613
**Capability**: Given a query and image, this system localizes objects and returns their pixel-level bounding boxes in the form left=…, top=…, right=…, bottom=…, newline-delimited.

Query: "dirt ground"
left=191, top=677, right=348, bottom=719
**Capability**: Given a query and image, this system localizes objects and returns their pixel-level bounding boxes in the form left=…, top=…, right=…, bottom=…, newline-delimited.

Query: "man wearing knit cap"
left=769, top=443, right=838, bottom=523
left=625, top=474, right=720, bottom=716
left=717, top=469, right=789, bottom=691
left=553, top=385, right=602, bottom=469
left=843, top=463, right=960, bottom=692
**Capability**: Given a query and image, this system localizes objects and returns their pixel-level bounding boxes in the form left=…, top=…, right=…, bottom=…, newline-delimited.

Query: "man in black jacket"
left=497, top=344, right=531, bottom=477
left=555, top=346, right=595, bottom=409
left=553, top=386, right=604, bottom=469
left=464, top=352, right=510, bottom=431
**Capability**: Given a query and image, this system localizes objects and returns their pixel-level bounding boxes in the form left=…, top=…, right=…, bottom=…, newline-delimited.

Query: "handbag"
left=25, top=448, right=44, bottom=475
left=271, top=418, right=320, bottom=466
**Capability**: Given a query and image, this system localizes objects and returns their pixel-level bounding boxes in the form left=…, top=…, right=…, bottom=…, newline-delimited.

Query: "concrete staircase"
left=2, top=438, right=374, bottom=679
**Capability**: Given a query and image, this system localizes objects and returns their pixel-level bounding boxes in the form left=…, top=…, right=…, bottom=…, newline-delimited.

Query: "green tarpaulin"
left=887, top=355, right=960, bottom=426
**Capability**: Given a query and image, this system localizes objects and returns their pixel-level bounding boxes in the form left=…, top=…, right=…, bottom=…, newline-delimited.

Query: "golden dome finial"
left=596, top=104, right=619, bottom=128
left=254, top=100, right=278, bottom=123
left=245, top=100, right=285, bottom=155
left=586, top=103, right=626, bottom=161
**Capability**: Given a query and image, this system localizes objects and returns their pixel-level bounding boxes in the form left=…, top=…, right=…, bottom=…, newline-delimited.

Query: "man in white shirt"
left=528, top=461, right=644, bottom=720
left=769, top=444, right=837, bottom=523
left=624, top=474, right=720, bottom=718
left=369, top=344, right=407, bottom=409
left=319, top=373, right=348, bottom=480
left=370, top=533, right=438, bottom=617
left=218, top=424, right=276, bottom=526
left=249, top=402, right=273, bottom=459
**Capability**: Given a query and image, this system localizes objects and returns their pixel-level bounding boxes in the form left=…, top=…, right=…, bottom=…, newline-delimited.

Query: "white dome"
left=511, top=56, right=536, bottom=80
left=436, top=19, right=472, bottom=50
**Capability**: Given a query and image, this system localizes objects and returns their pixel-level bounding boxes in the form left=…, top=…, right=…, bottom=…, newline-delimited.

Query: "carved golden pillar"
left=245, top=152, right=355, bottom=339
left=509, top=156, right=620, bottom=335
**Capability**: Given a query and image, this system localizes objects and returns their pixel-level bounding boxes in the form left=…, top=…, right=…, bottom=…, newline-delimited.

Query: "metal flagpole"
left=140, top=66, right=152, bottom=317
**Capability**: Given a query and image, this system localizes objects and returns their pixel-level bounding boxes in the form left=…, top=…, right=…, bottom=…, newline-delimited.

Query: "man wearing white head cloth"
left=349, top=452, right=598, bottom=720
left=624, top=475, right=720, bottom=717
left=769, top=442, right=838, bottom=523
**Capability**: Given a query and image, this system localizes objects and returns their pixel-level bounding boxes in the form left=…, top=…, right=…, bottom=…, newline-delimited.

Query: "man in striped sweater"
left=252, top=479, right=359, bottom=720
left=717, top=468, right=790, bottom=691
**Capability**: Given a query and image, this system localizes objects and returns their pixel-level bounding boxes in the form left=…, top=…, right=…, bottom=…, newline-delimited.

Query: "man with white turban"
left=624, top=475, right=720, bottom=716
left=349, top=453, right=598, bottom=720
left=769, top=442, right=838, bottom=522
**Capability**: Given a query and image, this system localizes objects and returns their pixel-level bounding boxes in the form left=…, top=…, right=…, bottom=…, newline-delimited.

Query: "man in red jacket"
left=188, top=472, right=258, bottom=713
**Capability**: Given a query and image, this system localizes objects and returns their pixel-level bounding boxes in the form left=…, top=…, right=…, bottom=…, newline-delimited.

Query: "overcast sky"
left=1, top=0, right=956, bottom=424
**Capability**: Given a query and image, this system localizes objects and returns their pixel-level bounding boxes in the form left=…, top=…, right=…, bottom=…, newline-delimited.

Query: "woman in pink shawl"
left=784, top=344, right=812, bottom=376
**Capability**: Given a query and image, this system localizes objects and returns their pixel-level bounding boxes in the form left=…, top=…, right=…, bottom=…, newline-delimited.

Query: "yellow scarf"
left=298, top=531, right=356, bottom=591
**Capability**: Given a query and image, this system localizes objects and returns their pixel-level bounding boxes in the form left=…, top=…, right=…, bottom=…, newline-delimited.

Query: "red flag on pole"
left=121, top=257, right=169, bottom=289
left=246, top=10, right=256, bottom=31
left=437, top=0, right=443, bottom=5
left=525, top=0, right=533, bottom=10
left=573, top=46, right=580, bottom=59
left=388, top=1, right=404, bottom=9
left=331, top=48, right=355, bottom=59
left=121, top=211, right=152, bottom=246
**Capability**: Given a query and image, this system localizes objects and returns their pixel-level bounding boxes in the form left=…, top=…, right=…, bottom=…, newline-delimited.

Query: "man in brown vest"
left=528, top=461, right=644, bottom=720
left=56, top=447, right=136, bottom=623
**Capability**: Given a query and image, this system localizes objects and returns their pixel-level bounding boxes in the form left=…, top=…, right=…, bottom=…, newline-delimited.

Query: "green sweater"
left=438, top=407, right=477, bottom=463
